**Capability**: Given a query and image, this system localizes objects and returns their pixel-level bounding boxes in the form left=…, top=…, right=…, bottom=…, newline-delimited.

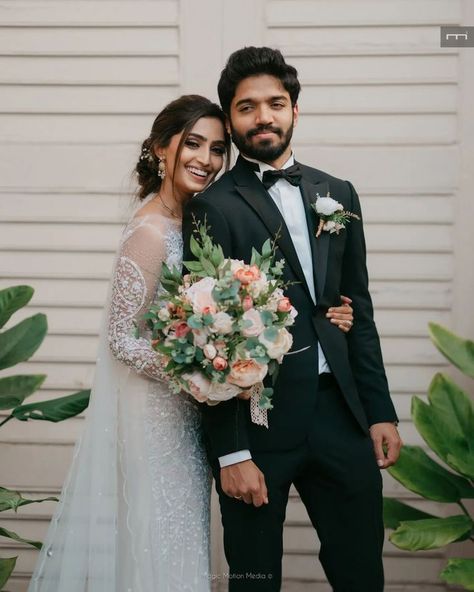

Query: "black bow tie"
left=261, top=164, right=302, bottom=190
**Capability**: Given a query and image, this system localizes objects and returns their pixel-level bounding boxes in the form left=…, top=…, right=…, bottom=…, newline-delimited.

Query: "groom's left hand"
left=369, top=423, right=403, bottom=469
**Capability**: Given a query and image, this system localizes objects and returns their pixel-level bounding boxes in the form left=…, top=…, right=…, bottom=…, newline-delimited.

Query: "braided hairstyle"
left=135, top=95, right=230, bottom=201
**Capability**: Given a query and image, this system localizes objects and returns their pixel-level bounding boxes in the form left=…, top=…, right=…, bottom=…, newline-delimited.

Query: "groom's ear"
left=225, top=115, right=232, bottom=136
left=293, top=103, right=299, bottom=127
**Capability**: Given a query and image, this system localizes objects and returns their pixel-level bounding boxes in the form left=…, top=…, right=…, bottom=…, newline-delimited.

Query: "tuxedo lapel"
left=232, top=157, right=312, bottom=299
left=299, top=176, right=330, bottom=300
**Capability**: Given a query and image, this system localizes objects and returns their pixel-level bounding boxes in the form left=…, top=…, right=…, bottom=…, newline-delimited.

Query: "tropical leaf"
left=412, top=386, right=474, bottom=480
left=0, top=526, right=42, bottom=550
left=440, top=558, right=474, bottom=590
left=390, top=515, right=473, bottom=551
left=387, top=445, right=474, bottom=502
left=10, top=389, right=90, bottom=422
left=383, top=497, right=436, bottom=530
left=0, top=556, right=17, bottom=589
left=429, top=322, right=474, bottom=378
left=0, top=486, right=57, bottom=512
left=0, top=313, right=47, bottom=370
left=0, top=285, right=33, bottom=329
left=0, top=374, right=46, bottom=410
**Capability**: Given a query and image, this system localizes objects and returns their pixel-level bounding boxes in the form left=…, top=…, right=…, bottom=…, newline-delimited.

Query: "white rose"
left=158, top=307, right=171, bottom=322
left=207, top=380, right=241, bottom=402
left=193, top=328, right=209, bottom=348
left=247, top=271, right=268, bottom=299
left=323, top=220, right=336, bottom=232
left=211, top=311, right=234, bottom=335
left=259, top=328, right=293, bottom=362
left=203, top=343, right=217, bottom=360
left=241, top=308, right=265, bottom=337
left=184, top=276, right=217, bottom=314
left=315, top=196, right=343, bottom=216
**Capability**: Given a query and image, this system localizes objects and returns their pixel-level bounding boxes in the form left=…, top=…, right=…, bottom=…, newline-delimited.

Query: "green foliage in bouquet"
left=0, top=285, right=91, bottom=588
left=383, top=323, right=474, bottom=590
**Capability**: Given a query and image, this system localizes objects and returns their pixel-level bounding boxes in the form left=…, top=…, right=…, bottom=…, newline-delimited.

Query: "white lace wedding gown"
left=29, top=212, right=212, bottom=592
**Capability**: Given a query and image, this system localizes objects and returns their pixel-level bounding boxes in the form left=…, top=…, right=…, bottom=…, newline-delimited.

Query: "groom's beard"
left=230, top=119, right=294, bottom=163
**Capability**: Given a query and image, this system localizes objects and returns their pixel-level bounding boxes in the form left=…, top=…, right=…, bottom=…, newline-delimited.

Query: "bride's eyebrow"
left=187, top=132, right=225, bottom=146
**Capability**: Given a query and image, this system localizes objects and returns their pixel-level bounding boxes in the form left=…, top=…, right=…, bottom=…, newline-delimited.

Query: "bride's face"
left=159, top=116, right=226, bottom=201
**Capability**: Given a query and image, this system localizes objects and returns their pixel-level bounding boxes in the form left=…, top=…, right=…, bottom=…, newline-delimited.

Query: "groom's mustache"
left=246, top=125, right=283, bottom=139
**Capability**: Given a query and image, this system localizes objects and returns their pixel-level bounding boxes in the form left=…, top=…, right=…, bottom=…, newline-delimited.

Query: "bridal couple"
left=29, top=47, right=402, bottom=592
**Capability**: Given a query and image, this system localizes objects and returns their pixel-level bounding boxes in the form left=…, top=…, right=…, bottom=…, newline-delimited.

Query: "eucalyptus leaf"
left=0, top=374, right=46, bottom=409
left=429, top=322, right=474, bottom=378
left=0, top=313, right=47, bottom=371
left=440, top=558, right=474, bottom=590
left=390, top=515, right=473, bottom=551
left=183, top=260, right=204, bottom=273
left=0, top=556, right=17, bottom=589
left=0, top=487, right=57, bottom=512
left=383, top=497, right=436, bottom=530
left=0, top=285, right=34, bottom=329
left=387, top=445, right=474, bottom=502
left=11, top=389, right=90, bottom=422
left=0, top=526, right=42, bottom=550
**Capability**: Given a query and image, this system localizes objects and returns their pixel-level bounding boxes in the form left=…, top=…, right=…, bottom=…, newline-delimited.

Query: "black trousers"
left=211, top=378, right=385, bottom=591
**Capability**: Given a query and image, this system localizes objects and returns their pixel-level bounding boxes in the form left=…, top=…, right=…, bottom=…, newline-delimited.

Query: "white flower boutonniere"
left=311, top=193, right=361, bottom=238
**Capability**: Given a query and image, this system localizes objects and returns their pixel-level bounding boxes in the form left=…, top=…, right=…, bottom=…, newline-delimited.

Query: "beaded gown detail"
left=29, top=212, right=211, bottom=592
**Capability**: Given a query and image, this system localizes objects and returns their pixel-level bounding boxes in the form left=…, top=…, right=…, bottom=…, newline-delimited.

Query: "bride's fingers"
left=237, top=389, right=252, bottom=400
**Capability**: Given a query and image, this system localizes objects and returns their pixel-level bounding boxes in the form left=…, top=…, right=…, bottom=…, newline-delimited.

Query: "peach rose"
left=227, top=359, right=268, bottom=388
left=184, top=276, right=217, bottom=314
left=258, top=328, right=293, bottom=362
left=234, top=264, right=261, bottom=285
left=182, top=371, right=211, bottom=403
left=277, top=297, right=292, bottom=313
left=241, top=308, right=265, bottom=337
left=213, top=356, right=228, bottom=371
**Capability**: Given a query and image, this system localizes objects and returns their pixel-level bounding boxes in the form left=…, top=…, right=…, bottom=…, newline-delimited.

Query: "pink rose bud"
left=213, top=356, right=228, bottom=371
left=175, top=321, right=191, bottom=338
left=242, top=295, right=253, bottom=311
left=277, top=297, right=292, bottom=313
left=202, top=306, right=216, bottom=315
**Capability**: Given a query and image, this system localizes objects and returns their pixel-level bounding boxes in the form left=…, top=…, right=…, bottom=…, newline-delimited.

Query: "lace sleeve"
left=107, top=216, right=171, bottom=382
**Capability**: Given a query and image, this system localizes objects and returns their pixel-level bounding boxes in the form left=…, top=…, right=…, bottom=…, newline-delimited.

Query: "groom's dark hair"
left=218, top=46, right=301, bottom=115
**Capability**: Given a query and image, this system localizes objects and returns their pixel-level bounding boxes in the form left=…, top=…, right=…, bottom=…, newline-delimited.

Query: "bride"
left=29, top=95, right=354, bottom=591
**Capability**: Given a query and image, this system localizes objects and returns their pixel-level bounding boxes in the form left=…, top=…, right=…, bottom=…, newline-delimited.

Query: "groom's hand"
left=221, top=460, right=269, bottom=507
left=370, top=422, right=403, bottom=469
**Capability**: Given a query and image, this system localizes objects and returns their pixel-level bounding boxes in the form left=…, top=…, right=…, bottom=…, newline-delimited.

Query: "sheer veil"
left=29, top=197, right=161, bottom=592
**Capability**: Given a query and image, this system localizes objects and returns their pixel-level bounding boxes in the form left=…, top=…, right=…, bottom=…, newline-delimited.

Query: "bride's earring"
left=158, top=157, right=166, bottom=180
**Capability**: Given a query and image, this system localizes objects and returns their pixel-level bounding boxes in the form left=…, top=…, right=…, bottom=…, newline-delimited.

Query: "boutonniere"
left=310, top=193, right=360, bottom=238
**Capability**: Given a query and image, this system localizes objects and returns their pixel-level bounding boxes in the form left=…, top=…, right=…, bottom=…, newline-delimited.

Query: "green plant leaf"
left=440, top=558, right=474, bottom=590
left=390, top=515, right=473, bottom=551
left=412, top=375, right=474, bottom=479
left=383, top=498, right=436, bottom=530
left=0, top=526, right=42, bottom=550
left=0, top=556, right=17, bottom=589
left=429, top=322, right=474, bottom=378
left=0, top=374, right=46, bottom=409
left=183, top=260, right=204, bottom=273
left=11, top=389, right=90, bottom=422
left=0, top=486, right=57, bottom=512
left=0, top=313, right=47, bottom=371
left=387, top=445, right=474, bottom=502
left=0, top=285, right=34, bottom=329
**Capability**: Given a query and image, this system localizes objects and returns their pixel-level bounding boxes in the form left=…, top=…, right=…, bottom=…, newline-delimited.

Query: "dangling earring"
left=158, top=158, right=166, bottom=180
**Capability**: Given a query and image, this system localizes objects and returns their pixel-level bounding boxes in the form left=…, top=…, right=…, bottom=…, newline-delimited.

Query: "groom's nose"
left=255, top=104, right=274, bottom=126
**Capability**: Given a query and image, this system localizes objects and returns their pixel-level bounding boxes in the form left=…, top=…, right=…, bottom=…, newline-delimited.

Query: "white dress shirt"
left=218, top=153, right=330, bottom=468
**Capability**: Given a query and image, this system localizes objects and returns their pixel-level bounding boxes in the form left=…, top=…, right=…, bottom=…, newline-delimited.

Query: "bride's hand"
left=326, top=295, right=353, bottom=333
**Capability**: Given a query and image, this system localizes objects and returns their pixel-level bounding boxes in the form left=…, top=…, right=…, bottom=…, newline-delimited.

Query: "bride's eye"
left=185, top=140, right=199, bottom=149
left=211, top=146, right=225, bottom=156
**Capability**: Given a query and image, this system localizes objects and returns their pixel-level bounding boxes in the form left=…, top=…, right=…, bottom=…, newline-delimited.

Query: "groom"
left=183, top=47, right=402, bottom=591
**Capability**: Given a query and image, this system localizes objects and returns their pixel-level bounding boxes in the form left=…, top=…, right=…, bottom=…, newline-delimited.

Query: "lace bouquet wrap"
left=145, top=222, right=297, bottom=412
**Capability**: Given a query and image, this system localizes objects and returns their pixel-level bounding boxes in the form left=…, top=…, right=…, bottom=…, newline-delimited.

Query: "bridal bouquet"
left=145, top=222, right=297, bottom=411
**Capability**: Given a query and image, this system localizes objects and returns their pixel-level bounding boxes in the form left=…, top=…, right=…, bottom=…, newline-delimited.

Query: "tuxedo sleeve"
left=340, top=181, right=398, bottom=426
left=182, top=197, right=251, bottom=459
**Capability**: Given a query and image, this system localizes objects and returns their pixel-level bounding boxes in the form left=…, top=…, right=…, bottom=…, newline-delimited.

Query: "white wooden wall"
left=1, top=1, right=472, bottom=591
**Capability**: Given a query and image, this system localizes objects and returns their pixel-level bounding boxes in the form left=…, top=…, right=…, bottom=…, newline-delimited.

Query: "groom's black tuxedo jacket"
left=182, top=156, right=398, bottom=460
